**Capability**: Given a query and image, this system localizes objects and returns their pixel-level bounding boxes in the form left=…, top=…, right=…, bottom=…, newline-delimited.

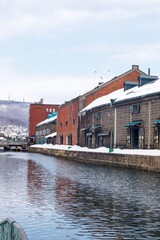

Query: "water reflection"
left=54, top=172, right=160, bottom=239
left=0, top=152, right=160, bottom=240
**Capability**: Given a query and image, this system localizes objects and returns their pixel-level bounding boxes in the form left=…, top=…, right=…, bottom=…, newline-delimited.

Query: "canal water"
left=0, top=152, right=159, bottom=240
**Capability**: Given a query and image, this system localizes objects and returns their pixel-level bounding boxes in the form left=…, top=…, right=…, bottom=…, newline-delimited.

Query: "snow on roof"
left=36, top=115, right=57, bottom=127
left=80, top=78, right=160, bottom=113
left=115, top=78, right=160, bottom=103
left=80, top=88, right=123, bottom=113
left=45, top=132, right=57, bottom=138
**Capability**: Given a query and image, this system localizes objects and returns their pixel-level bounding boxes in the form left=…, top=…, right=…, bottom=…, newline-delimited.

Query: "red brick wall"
left=57, top=97, right=79, bottom=145
left=84, top=71, right=141, bottom=107
left=29, top=104, right=59, bottom=136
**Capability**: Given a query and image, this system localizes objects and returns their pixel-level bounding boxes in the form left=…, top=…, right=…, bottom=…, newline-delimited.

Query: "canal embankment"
left=29, top=145, right=160, bottom=172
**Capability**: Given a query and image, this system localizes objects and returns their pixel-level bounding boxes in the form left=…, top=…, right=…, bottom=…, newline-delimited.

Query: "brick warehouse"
left=79, top=74, right=160, bottom=149
left=57, top=96, right=80, bottom=145
left=29, top=99, right=60, bottom=144
left=57, top=65, right=147, bottom=145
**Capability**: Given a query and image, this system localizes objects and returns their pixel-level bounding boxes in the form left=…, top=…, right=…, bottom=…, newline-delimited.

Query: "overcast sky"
left=0, top=0, right=160, bottom=104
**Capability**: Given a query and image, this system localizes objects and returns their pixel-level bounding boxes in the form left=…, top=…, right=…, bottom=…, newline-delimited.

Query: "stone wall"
left=116, top=95, right=160, bottom=148
left=29, top=147, right=160, bottom=172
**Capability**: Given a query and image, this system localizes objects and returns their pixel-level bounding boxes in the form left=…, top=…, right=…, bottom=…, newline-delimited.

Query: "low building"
left=35, top=114, right=57, bottom=144
left=79, top=74, right=160, bottom=149
left=29, top=99, right=59, bottom=144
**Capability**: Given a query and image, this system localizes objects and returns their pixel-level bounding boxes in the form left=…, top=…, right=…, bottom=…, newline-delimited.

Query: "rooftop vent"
left=124, top=81, right=138, bottom=91
left=98, top=82, right=104, bottom=86
left=138, top=75, right=158, bottom=87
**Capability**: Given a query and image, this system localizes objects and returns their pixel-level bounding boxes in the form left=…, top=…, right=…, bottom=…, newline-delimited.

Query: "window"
left=129, top=104, right=140, bottom=114
left=60, top=122, right=62, bottom=127
left=95, top=112, right=101, bottom=120
left=46, top=108, right=49, bottom=112
left=66, top=121, right=68, bottom=126
left=73, top=119, right=76, bottom=124
left=36, top=131, right=39, bottom=136
left=59, top=135, right=63, bottom=144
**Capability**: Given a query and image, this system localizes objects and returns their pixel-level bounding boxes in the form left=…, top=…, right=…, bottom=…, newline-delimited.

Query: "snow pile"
left=30, top=144, right=160, bottom=156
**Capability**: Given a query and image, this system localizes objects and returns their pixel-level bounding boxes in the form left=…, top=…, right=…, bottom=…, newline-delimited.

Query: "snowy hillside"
left=0, top=100, right=30, bottom=128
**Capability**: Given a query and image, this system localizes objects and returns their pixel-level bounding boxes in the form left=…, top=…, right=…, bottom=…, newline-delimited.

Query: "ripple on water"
left=0, top=152, right=160, bottom=240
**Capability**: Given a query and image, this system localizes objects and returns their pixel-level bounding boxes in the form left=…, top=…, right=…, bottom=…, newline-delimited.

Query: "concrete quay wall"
left=29, top=147, right=160, bottom=172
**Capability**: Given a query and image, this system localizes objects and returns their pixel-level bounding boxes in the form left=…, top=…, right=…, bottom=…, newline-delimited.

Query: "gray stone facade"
left=79, top=90, right=160, bottom=150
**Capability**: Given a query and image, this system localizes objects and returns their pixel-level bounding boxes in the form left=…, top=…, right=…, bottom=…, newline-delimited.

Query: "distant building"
left=28, top=99, right=59, bottom=145
left=57, top=97, right=79, bottom=145
left=35, top=114, right=57, bottom=144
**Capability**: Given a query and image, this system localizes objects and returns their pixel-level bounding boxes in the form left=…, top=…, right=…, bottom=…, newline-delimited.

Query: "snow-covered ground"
left=30, top=144, right=160, bottom=156
left=0, top=125, right=28, bottom=139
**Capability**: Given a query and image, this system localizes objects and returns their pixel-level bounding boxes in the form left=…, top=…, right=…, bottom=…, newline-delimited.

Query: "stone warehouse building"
left=79, top=75, right=160, bottom=149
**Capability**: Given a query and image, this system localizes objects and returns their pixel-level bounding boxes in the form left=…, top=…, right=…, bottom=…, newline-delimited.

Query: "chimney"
left=148, top=68, right=150, bottom=76
left=132, top=65, right=139, bottom=70
left=40, top=98, right=43, bottom=104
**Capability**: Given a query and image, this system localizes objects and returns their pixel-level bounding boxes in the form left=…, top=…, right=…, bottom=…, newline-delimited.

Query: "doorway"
left=131, top=127, right=139, bottom=148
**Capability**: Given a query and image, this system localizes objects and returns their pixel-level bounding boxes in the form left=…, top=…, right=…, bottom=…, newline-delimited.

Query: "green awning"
left=92, top=125, right=101, bottom=130
left=124, top=121, right=142, bottom=127
left=151, top=119, right=160, bottom=125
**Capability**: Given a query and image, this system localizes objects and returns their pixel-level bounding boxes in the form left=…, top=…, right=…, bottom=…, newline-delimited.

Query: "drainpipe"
left=148, top=101, right=151, bottom=149
left=92, top=112, right=95, bottom=148
left=114, top=108, right=117, bottom=148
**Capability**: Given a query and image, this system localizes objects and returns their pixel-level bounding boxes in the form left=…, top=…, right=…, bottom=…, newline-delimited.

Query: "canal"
left=0, top=152, right=160, bottom=240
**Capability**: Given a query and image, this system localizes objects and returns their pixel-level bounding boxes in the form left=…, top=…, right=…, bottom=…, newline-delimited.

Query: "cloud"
left=0, top=0, right=159, bottom=39
left=113, top=43, right=160, bottom=62
left=0, top=57, right=100, bottom=103
left=0, top=0, right=160, bottom=105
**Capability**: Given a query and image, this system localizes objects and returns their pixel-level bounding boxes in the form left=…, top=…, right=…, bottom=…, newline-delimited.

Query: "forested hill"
left=0, top=100, right=30, bottom=127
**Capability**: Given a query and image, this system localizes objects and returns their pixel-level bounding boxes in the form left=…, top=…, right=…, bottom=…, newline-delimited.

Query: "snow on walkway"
left=30, top=144, right=160, bottom=156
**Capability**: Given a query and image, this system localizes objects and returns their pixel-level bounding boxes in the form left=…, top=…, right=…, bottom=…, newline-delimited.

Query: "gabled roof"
left=81, top=65, right=147, bottom=98
left=80, top=78, right=160, bottom=113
